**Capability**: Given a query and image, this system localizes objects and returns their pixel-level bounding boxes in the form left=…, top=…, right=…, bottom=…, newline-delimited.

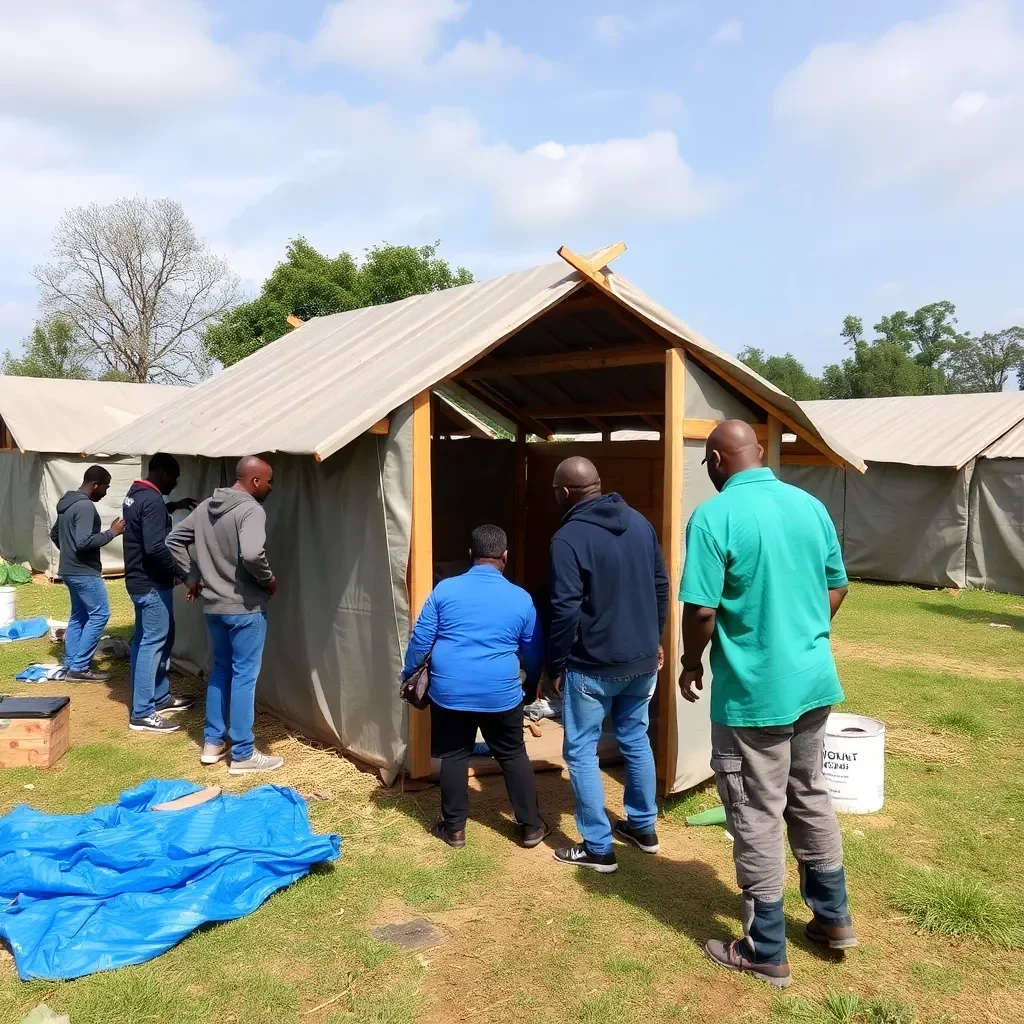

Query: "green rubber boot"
left=686, top=805, right=727, bottom=827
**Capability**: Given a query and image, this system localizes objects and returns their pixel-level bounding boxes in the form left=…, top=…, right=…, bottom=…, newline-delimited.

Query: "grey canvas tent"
left=0, top=376, right=186, bottom=575
left=87, top=244, right=861, bottom=792
left=781, top=393, right=1024, bottom=593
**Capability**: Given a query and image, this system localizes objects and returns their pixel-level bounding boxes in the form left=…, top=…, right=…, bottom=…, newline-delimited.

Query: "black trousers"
left=431, top=701, right=542, bottom=833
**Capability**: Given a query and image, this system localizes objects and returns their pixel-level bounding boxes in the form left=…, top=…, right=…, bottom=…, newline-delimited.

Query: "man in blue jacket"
left=547, top=457, right=669, bottom=873
left=122, top=453, right=197, bottom=734
left=50, top=466, right=125, bottom=680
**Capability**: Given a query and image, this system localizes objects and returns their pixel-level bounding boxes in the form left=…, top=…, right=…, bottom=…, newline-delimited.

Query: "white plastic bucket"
left=822, top=712, right=885, bottom=814
left=0, top=586, right=15, bottom=629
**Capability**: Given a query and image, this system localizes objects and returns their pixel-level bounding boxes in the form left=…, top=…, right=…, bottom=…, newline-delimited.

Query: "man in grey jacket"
left=166, top=455, right=281, bottom=774
left=50, top=465, right=125, bottom=680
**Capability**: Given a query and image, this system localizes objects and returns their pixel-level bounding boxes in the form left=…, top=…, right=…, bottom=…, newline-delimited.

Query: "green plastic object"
left=686, top=805, right=727, bottom=827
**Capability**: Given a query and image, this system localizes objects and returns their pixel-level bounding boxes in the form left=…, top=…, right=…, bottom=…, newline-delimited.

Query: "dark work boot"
left=430, top=821, right=466, bottom=848
left=801, top=864, right=857, bottom=948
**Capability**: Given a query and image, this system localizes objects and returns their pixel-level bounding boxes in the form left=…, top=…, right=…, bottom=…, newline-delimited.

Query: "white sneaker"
left=228, top=750, right=284, bottom=775
left=200, top=742, right=229, bottom=765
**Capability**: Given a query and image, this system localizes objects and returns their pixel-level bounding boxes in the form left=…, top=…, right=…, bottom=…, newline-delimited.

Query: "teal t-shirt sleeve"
left=820, top=511, right=848, bottom=589
left=679, top=517, right=725, bottom=607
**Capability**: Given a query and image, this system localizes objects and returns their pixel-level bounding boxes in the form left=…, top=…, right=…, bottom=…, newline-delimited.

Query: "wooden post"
left=657, top=348, right=685, bottom=796
left=766, top=415, right=782, bottom=474
left=513, top=427, right=528, bottom=585
left=408, top=390, right=434, bottom=779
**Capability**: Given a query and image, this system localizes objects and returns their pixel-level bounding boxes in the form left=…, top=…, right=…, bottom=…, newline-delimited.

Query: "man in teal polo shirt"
left=678, top=419, right=855, bottom=989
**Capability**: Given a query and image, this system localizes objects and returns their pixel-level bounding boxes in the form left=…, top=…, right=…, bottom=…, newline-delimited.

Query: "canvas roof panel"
left=980, top=416, right=1024, bottom=458
left=798, top=394, right=1024, bottom=468
left=85, top=255, right=865, bottom=471
left=0, top=376, right=187, bottom=453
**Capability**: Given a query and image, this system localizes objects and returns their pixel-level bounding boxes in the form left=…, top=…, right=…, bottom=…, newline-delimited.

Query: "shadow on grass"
left=917, top=601, right=1024, bottom=631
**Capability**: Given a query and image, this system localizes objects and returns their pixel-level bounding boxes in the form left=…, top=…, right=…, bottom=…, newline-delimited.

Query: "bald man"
left=678, top=420, right=853, bottom=988
left=547, top=456, right=669, bottom=873
left=166, top=455, right=283, bottom=774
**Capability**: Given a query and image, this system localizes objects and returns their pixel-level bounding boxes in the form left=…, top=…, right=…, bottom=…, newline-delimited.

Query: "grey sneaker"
left=129, top=714, right=180, bottom=734
left=200, top=742, right=230, bottom=765
left=228, top=750, right=284, bottom=775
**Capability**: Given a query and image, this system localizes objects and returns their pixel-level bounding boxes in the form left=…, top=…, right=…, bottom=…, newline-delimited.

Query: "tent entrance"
left=427, top=431, right=665, bottom=777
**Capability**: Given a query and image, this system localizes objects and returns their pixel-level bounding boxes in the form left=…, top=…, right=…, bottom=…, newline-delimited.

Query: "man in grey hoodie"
left=50, top=465, right=125, bottom=680
left=166, top=455, right=282, bottom=774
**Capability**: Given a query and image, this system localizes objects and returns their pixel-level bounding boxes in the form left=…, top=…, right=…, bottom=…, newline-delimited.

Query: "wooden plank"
left=587, top=241, right=627, bottom=271
left=682, top=418, right=768, bottom=442
left=407, top=390, right=433, bottom=780
left=513, top=428, right=527, bottom=585
left=658, top=348, right=685, bottom=796
left=286, top=314, right=304, bottom=329
left=458, top=345, right=666, bottom=380
left=558, top=245, right=614, bottom=291
left=522, top=400, right=664, bottom=419
left=458, top=380, right=552, bottom=440
left=766, top=415, right=782, bottom=473
left=367, top=418, right=390, bottom=436
left=781, top=452, right=835, bottom=467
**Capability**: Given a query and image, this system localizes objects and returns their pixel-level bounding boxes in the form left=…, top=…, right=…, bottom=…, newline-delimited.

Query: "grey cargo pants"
left=711, top=705, right=844, bottom=906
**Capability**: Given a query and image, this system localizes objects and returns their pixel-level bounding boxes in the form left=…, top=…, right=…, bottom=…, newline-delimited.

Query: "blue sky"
left=1, top=0, right=1022, bottom=375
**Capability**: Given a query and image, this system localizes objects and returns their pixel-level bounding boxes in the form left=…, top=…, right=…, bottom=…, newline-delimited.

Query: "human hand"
left=551, top=674, right=563, bottom=696
left=679, top=664, right=704, bottom=703
left=657, top=645, right=665, bottom=671
left=267, top=576, right=278, bottom=598
left=185, top=581, right=202, bottom=602
left=110, top=517, right=126, bottom=536
left=170, top=497, right=198, bottom=513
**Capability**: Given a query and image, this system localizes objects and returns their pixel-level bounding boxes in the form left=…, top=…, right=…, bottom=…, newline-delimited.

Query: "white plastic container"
left=822, top=712, right=885, bottom=814
left=0, top=586, right=15, bottom=629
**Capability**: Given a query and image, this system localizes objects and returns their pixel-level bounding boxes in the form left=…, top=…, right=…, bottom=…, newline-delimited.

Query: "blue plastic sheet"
left=0, top=779, right=341, bottom=981
left=0, top=617, right=49, bottom=643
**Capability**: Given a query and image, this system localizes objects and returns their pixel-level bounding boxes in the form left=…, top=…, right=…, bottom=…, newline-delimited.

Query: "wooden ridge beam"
left=457, top=344, right=666, bottom=380
left=683, top=418, right=768, bottom=442
left=781, top=453, right=835, bottom=467
left=522, top=400, right=664, bottom=419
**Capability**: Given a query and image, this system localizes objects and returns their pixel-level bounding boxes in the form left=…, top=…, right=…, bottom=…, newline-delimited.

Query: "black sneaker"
left=430, top=821, right=466, bottom=848
left=521, top=821, right=551, bottom=849
left=65, top=669, right=110, bottom=682
left=129, top=714, right=181, bottom=734
left=553, top=844, right=618, bottom=873
left=614, top=820, right=661, bottom=854
left=155, top=694, right=195, bottom=714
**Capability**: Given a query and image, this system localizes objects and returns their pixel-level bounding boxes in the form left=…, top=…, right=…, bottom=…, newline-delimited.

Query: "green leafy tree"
left=737, top=347, right=823, bottom=400
left=206, top=239, right=474, bottom=367
left=945, top=327, right=1024, bottom=393
left=1, top=318, right=93, bottom=379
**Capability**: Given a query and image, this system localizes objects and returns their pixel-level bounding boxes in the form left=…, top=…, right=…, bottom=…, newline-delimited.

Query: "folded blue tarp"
left=0, top=779, right=341, bottom=981
left=0, top=617, right=49, bottom=643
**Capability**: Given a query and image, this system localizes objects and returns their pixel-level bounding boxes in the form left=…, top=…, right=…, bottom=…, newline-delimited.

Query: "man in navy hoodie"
left=547, top=456, right=669, bottom=873
left=122, top=453, right=197, bottom=734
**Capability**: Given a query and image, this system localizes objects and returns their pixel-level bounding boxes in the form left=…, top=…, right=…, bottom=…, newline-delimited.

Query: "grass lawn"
left=1, top=579, right=1023, bottom=1024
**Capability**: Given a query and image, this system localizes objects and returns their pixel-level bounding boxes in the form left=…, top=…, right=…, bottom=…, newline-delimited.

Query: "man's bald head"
left=234, top=455, right=274, bottom=504
left=704, top=419, right=763, bottom=492
left=552, top=456, right=601, bottom=511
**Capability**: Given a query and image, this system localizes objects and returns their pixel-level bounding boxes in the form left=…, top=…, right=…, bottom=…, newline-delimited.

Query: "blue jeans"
left=63, top=575, right=110, bottom=671
left=205, top=611, right=267, bottom=761
left=562, top=670, right=658, bottom=855
left=130, top=589, right=174, bottom=718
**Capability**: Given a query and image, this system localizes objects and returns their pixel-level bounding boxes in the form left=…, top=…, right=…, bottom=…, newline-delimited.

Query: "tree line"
left=2, top=197, right=473, bottom=382
left=739, top=303, right=1023, bottom=401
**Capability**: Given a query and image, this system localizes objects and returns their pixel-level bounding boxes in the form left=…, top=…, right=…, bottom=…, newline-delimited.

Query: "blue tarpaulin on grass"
left=0, top=617, right=49, bottom=643
left=0, top=779, right=341, bottom=981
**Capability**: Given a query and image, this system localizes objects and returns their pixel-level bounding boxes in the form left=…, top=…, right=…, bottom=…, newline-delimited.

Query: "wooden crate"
left=0, top=698, right=71, bottom=768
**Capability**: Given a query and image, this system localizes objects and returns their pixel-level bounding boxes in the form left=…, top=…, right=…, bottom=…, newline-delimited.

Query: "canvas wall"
left=966, top=458, right=1024, bottom=596
left=167, top=404, right=414, bottom=776
left=0, top=451, right=139, bottom=574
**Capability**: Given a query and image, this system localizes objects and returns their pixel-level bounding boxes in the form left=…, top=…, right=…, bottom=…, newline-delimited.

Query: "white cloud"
left=712, top=20, right=743, bottom=45
left=774, top=1, right=1024, bottom=202
left=594, top=14, right=636, bottom=45
left=0, top=0, right=246, bottom=125
left=310, top=0, right=548, bottom=80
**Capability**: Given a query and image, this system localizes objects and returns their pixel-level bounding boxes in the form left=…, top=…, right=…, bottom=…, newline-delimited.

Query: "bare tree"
left=34, top=197, right=239, bottom=384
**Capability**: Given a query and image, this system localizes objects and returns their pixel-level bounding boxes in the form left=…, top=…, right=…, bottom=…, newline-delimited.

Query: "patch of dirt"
left=832, top=637, right=1019, bottom=681
left=886, top=725, right=969, bottom=765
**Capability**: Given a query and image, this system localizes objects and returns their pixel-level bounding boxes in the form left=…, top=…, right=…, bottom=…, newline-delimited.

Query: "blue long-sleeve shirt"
left=403, top=564, right=543, bottom=714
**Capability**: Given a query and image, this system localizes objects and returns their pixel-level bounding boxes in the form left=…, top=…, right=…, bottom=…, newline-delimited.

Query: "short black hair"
left=148, top=452, right=180, bottom=477
left=470, top=524, right=507, bottom=561
left=82, top=465, right=111, bottom=485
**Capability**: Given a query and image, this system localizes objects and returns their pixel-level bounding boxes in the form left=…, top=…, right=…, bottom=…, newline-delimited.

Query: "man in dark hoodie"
left=166, top=455, right=281, bottom=774
left=122, top=453, right=199, bottom=734
left=547, top=456, right=669, bottom=873
left=50, top=465, right=125, bottom=681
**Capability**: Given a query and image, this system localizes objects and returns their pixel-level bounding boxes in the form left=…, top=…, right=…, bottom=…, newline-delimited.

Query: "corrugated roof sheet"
left=797, top=394, right=1024, bottom=468
left=0, top=376, right=187, bottom=454
left=84, top=256, right=865, bottom=471
left=980, top=416, right=1024, bottom=458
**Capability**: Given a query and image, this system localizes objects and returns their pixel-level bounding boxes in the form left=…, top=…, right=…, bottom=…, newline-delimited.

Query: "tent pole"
left=408, top=390, right=434, bottom=779
left=657, top=348, right=685, bottom=796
